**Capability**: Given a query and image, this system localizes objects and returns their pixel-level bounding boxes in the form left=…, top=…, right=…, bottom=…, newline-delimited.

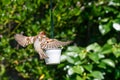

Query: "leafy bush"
left=0, top=0, right=120, bottom=80
left=61, top=38, right=120, bottom=80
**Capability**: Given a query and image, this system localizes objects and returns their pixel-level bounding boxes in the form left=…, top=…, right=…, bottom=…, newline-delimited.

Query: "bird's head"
left=37, top=31, right=46, bottom=38
left=39, top=31, right=46, bottom=35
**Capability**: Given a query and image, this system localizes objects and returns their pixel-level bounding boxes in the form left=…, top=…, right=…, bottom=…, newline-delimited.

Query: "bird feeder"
left=45, top=48, right=62, bottom=65
left=44, top=0, right=62, bottom=65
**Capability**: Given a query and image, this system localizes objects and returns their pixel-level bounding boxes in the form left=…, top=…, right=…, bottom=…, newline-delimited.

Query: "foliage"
left=0, top=0, right=120, bottom=80
left=61, top=38, right=120, bottom=80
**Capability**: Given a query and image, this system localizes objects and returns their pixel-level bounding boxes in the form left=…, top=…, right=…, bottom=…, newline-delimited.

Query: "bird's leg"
left=38, top=52, right=48, bottom=59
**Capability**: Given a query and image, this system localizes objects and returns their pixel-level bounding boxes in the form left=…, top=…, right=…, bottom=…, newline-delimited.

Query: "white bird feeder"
left=45, top=48, right=62, bottom=65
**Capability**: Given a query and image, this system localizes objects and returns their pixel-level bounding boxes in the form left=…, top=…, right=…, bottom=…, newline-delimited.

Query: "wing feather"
left=41, top=39, right=71, bottom=49
left=14, top=34, right=33, bottom=47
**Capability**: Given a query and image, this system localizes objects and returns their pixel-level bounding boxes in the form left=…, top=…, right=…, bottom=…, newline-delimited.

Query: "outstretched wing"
left=14, top=34, right=34, bottom=47
left=41, top=38, right=72, bottom=49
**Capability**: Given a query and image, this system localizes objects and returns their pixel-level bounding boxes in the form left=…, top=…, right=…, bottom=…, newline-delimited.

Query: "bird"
left=14, top=31, right=71, bottom=59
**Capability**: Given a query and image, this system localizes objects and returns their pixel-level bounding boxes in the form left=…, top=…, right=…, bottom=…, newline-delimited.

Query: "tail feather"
left=60, top=41, right=72, bottom=46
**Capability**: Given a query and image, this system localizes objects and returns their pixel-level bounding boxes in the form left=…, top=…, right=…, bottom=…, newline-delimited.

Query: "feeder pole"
left=50, top=0, right=54, bottom=38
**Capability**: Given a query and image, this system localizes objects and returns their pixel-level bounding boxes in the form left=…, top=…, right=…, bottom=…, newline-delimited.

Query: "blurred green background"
left=0, top=0, right=120, bottom=80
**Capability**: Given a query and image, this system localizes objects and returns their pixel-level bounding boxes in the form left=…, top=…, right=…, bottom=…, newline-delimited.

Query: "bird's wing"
left=41, top=38, right=72, bottom=49
left=14, top=34, right=34, bottom=47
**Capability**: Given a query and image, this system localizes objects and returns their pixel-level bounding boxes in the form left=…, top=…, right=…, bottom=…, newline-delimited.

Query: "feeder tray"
left=45, top=48, right=62, bottom=65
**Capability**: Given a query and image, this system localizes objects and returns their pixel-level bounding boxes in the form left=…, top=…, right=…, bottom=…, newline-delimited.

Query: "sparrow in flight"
left=14, top=31, right=71, bottom=59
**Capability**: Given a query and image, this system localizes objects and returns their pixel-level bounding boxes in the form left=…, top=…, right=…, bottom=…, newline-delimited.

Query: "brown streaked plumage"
left=14, top=31, right=72, bottom=59
left=34, top=38, right=48, bottom=59
left=14, top=34, right=35, bottom=47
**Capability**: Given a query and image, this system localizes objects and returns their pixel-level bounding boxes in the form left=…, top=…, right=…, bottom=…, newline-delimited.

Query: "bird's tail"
left=60, top=41, right=72, bottom=46
left=39, top=52, right=48, bottom=59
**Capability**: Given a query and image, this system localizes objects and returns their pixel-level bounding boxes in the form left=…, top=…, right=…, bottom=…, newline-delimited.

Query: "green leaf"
left=112, top=44, right=120, bottom=57
left=15, top=65, right=25, bottom=72
left=1, top=0, right=11, bottom=5
left=66, top=56, right=74, bottom=64
left=88, top=53, right=99, bottom=63
left=101, top=44, right=112, bottom=54
left=101, top=59, right=115, bottom=68
left=107, top=37, right=117, bottom=45
left=101, top=18, right=109, bottom=22
left=73, top=66, right=84, bottom=75
left=89, top=71, right=104, bottom=80
left=0, top=64, right=5, bottom=76
left=76, top=75, right=83, bottom=80
left=115, top=69, right=120, bottom=79
left=86, top=43, right=101, bottom=52
left=67, top=46, right=80, bottom=52
left=113, top=23, right=120, bottom=31
left=84, top=64, right=93, bottom=72
left=99, top=23, right=112, bottom=35
left=98, top=62, right=107, bottom=69
left=79, top=49, right=87, bottom=60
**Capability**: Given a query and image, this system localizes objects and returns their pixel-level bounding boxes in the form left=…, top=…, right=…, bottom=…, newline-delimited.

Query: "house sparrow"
left=14, top=31, right=71, bottom=59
